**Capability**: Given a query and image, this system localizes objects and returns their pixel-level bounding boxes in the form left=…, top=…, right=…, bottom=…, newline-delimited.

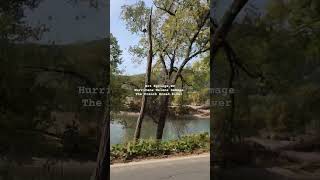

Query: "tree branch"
left=211, top=0, right=249, bottom=55
left=224, top=43, right=262, bottom=79
left=172, top=11, right=210, bottom=84
left=159, top=53, right=169, bottom=76
left=212, top=14, right=262, bottom=80
left=153, top=1, right=176, bottom=16
left=173, top=46, right=209, bottom=84
left=178, top=74, right=192, bottom=87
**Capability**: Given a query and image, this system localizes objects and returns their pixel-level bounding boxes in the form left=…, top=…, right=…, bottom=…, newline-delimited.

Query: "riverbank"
left=116, top=105, right=210, bottom=119
left=247, top=134, right=320, bottom=179
left=110, top=133, right=209, bottom=164
left=215, top=133, right=320, bottom=180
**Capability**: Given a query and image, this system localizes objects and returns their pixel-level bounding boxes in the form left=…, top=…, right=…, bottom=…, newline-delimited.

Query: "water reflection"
left=111, top=113, right=210, bottom=145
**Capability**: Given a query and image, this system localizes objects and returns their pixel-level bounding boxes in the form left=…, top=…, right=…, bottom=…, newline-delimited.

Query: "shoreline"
left=114, top=105, right=210, bottom=119
left=115, top=111, right=209, bottom=119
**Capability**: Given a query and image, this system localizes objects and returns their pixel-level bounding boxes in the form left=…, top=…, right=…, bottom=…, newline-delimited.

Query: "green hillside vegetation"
left=211, top=1, right=320, bottom=177
left=111, top=56, right=210, bottom=114
left=1, top=39, right=107, bottom=162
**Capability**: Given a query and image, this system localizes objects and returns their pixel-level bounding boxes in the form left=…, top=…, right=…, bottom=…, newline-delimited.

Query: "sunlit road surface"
left=110, top=153, right=210, bottom=180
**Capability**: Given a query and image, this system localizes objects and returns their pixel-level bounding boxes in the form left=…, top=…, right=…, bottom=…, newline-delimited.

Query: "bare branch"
left=159, top=54, right=169, bottom=76
left=173, top=46, right=210, bottom=84
left=224, top=43, right=263, bottom=79
left=153, top=0, right=176, bottom=16
left=178, top=74, right=192, bottom=87
left=190, top=11, right=210, bottom=46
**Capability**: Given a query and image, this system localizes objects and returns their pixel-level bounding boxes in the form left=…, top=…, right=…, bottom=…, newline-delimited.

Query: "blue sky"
left=111, top=0, right=153, bottom=75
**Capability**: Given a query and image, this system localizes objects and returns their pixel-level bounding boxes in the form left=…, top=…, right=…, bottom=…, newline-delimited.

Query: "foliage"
left=110, top=34, right=122, bottom=73
left=172, top=56, right=209, bottom=106
left=110, top=133, right=209, bottom=162
left=0, top=0, right=47, bottom=42
left=110, top=34, right=126, bottom=111
left=213, top=0, right=320, bottom=136
left=121, top=0, right=210, bottom=79
left=0, top=39, right=106, bottom=161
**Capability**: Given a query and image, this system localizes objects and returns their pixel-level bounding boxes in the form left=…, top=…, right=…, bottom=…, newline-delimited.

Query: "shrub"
left=110, top=133, right=209, bottom=162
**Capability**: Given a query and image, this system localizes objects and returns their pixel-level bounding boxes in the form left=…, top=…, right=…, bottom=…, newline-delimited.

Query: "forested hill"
left=0, top=39, right=108, bottom=162
left=110, top=56, right=210, bottom=112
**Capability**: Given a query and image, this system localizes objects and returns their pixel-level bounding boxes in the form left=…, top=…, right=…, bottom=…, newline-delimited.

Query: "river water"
left=111, top=113, right=210, bottom=144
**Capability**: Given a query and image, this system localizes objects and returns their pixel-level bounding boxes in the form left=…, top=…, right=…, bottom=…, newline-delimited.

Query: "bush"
left=110, top=133, right=209, bottom=162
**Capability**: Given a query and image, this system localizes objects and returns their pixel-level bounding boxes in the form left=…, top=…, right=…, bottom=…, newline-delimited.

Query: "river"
left=111, top=113, right=210, bottom=145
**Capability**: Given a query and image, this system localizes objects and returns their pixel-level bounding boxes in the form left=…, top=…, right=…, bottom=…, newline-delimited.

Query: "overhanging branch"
left=153, top=0, right=176, bottom=16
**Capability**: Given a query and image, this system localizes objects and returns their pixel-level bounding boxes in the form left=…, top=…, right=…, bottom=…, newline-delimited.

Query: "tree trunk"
left=210, top=0, right=248, bottom=171
left=156, top=64, right=173, bottom=140
left=93, top=82, right=110, bottom=180
left=211, top=0, right=249, bottom=55
left=224, top=45, right=236, bottom=141
left=133, top=8, right=153, bottom=141
left=93, top=33, right=111, bottom=180
left=93, top=119, right=109, bottom=180
left=156, top=95, right=170, bottom=140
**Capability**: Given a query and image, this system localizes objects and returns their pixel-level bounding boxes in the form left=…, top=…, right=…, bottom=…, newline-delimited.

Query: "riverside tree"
left=210, top=0, right=249, bottom=173
left=121, top=0, right=210, bottom=140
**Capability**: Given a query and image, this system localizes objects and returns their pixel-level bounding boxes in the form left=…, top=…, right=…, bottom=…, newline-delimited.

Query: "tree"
left=94, top=34, right=122, bottom=180
left=172, top=56, right=209, bottom=106
left=0, top=0, right=46, bottom=43
left=121, top=0, right=210, bottom=140
left=134, top=7, right=154, bottom=141
left=110, top=34, right=126, bottom=112
left=210, top=0, right=248, bottom=170
left=110, top=34, right=123, bottom=74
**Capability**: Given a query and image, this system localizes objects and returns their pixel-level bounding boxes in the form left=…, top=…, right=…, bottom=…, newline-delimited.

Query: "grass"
left=110, top=132, right=209, bottom=163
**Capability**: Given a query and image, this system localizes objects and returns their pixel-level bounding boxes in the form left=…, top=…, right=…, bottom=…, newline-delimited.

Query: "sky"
left=110, top=0, right=153, bottom=75
left=24, top=0, right=108, bottom=44
left=23, top=0, right=268, bottom=75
